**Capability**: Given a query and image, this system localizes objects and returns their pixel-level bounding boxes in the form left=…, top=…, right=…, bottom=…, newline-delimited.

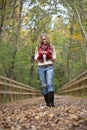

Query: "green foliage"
left=0, top=0, right=87, bottom=92
left=0, top=41, right=14, bottom=67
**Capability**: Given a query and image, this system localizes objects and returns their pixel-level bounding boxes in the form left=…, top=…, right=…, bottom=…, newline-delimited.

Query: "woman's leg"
left=38, top=67, right=48, bottom=94
left=38, top=67, right=49, bottom=105
left=46, top=66, right=54, bottom=92
left=46, top=66, right=54, bottom=106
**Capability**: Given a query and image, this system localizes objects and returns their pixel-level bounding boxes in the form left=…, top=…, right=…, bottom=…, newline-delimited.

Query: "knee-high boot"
left=44, top=94, right=49, bottom=106
left=48, top=92, right=54, bottom=107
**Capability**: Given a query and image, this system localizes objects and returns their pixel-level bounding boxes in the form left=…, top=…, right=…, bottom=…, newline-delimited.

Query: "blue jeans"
left=38, top=65, right=54, bottom=95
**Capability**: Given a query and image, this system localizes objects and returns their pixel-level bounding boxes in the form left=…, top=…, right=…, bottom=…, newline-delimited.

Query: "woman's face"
left=42, top=36, right=47, bottom=44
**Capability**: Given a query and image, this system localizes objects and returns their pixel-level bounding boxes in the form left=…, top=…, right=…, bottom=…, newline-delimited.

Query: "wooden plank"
left=58, top=76, right=87, bottom=91
left=0, top=91, right=41, bottom=95
left=0, top=76, right=41, bottom=92
left=58, top=85, right=87, bottom=94
left=59, top=71, right=87, bottom=91
left=0, top=81, right=37, bottom=92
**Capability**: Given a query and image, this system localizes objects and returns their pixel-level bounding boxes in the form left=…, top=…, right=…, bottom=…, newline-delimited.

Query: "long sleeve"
left=35, top=47, right=38, bottom=61
left=35, top=47, right=43, bottom=61
left=52, top=45, right=56, bottom=60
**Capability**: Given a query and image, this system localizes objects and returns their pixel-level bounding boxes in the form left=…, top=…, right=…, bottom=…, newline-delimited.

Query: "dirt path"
left=0, top=96, right=87, bottom=130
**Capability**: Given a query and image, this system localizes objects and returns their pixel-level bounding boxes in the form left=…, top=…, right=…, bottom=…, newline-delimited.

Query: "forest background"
left=0, top=0, right=87, bottom=93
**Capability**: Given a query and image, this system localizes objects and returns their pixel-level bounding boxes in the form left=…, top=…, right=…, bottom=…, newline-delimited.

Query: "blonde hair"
left=37, top=33, right=51, bottom=47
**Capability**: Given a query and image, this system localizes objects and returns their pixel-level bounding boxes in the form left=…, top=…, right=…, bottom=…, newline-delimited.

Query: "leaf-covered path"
left=0, top=96, right=87, bottom=130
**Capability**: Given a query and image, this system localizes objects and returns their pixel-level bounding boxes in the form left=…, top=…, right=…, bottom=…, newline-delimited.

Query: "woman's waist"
left=38, top=60, right=53, bottom=67
left=38, top=64, right=53, bottom=68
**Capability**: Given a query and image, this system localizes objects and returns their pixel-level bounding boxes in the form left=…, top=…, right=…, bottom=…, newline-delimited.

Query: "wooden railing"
left=0, top=76, right=41, bottom=103
left=58, top=70, right=87, bottom=96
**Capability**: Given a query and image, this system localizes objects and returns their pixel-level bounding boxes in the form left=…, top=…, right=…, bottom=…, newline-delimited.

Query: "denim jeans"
left=38, top=65, right=54, bottom=95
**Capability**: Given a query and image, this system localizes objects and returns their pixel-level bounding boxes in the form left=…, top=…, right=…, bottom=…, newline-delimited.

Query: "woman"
left=35, top=33, right=56, bottom=107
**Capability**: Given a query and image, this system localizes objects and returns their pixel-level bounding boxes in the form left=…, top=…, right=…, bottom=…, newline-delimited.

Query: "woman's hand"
left=39, top=50, right=47, bottom=55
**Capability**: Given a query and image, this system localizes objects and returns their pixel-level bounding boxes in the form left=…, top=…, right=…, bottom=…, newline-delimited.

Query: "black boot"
left=48, top=92, right=54, bottom=107
left=44, top=94, right=49, bottom=106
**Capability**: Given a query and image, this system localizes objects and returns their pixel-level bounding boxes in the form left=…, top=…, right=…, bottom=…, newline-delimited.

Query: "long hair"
left=37, top=33, right=51, bottom=47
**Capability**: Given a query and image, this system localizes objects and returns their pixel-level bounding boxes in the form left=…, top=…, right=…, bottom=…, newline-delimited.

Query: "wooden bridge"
left=0, top=70, right=87, bottom=130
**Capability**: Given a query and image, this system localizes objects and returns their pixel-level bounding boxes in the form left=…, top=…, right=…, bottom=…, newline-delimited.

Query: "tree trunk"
left=0, top=0, right=6, bottom=40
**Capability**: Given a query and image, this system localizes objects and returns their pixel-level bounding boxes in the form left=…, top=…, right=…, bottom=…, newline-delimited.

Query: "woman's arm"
left=52, top=45, right=56, bottom=61
left=35, top=47, right=38, bottom=62
left=35, top=47, right=43, bottom=62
